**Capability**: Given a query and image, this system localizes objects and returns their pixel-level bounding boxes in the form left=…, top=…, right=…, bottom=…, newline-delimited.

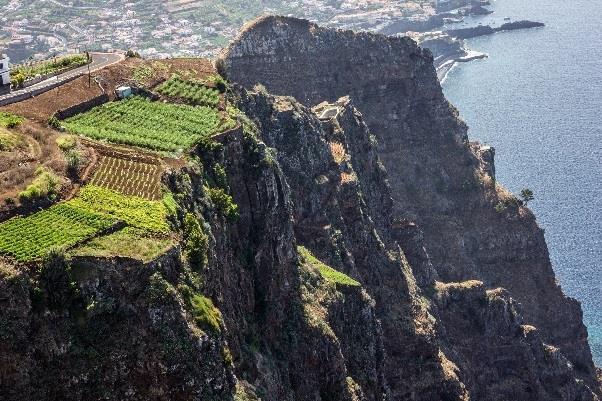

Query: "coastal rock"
left=447, top=20, right=545, bottom=39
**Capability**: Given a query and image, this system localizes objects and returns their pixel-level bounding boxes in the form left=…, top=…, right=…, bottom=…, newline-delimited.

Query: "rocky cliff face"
left=218, top=15, right=601, bottom=399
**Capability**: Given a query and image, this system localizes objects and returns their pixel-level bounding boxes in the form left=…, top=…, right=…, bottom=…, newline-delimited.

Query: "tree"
left=125, top=49, right=140, bottom=58
left=183, top=213, right=209, bottom=270
left=520, top=188, right=534, bottom=206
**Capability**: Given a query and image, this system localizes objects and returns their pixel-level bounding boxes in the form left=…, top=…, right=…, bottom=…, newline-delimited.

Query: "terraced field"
left=90, top=154, right=164, bottom=200
left=156, top=76, right=221, bottom=107
left=69, top=185, right=171, bottom=233
left=0, top=203, right=118, bottom=262
left=0, top=184, right=171, bottom=262
left=63, top=96, right=236, bottom=152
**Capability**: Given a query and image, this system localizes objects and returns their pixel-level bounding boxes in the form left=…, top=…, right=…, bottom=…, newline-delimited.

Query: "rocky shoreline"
left=408, top=1, right=545, bottom=83
left=437, top=49, right=488, bottom=82
left=446, top=20, right=545, bottom=39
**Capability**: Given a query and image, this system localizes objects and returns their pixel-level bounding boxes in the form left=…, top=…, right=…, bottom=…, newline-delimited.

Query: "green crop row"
left=0, top=184, right=172, bottom=262
left=64, top=96, right=235, bottom=152
left=0, top=203, right=117, bottom=262
left=156, top=76, right=221, bottom=107
left=68, top=185, right=171, bottom=233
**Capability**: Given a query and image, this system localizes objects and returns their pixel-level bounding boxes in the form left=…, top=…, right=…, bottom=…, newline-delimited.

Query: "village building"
left=0, top=53, right=10, bottom=88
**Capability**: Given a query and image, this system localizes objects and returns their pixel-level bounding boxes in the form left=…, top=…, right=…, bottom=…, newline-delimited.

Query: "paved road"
left=0, top=52, right=125, bottom=105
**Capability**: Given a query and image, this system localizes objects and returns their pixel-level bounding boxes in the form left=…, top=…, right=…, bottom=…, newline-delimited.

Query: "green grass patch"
left=189, top=293, right=222, bottom=333
left=0, top=128, right=23, bottom=151
left=0, top=112, right=24, bottom=128
left=55, top=134, right=76, bottom=151
left=63, top=96, right=236, bottom=152
left=156, top=76, right=221, bottom=107
left=71, top=227, right=175, bottom=262
left=68, top=185, right=171, bottom=233
left=178, top=284, right=223, bottom=333
left=297, top=246, right=360, bottom=287
left=0, top=203, right=118, bottom=262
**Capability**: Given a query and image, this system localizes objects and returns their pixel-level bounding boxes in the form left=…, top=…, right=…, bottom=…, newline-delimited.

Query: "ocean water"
left=442, top=0, right=601, bottom=364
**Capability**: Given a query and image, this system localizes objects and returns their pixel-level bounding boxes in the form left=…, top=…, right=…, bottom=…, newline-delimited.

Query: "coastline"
left=437, top=49, right=488, bottom=82
left=439, top=0, right=601, bottom=368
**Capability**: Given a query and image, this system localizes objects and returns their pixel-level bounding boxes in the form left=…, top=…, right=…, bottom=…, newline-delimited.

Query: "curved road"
left=0, top=52, right=125, bottom=106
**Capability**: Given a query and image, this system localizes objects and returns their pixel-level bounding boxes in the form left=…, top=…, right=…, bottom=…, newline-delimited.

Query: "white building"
left=0, top=54, right=10, bottom=87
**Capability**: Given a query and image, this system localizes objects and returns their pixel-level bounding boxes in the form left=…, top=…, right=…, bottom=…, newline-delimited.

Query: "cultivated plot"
left=90, top=154, right=164, bottom=200
left=156, top=76, right=221, bottom=107
left=0, top=184, right=171, bottom=262
left=0, top=203, right=118, bottom=262
left=63, top=96, right=236, bottom=152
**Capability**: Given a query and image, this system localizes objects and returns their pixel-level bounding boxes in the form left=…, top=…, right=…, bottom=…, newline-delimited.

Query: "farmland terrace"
left=0, top=56, right=239, bottom=264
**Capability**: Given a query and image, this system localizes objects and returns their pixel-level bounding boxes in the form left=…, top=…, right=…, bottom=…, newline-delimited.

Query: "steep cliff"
left=218, top=15, right=601, bottom=399
left=227, top=86, right=599, bottom=400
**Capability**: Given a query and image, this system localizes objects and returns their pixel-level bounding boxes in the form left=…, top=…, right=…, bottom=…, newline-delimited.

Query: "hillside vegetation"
left=11, top=54, right=88, bottom=84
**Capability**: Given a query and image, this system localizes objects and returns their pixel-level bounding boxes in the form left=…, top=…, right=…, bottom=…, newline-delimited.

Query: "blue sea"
left=442, top=0, right=601, bottom=364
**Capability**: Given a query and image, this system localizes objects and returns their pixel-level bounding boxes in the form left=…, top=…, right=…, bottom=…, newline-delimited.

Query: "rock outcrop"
left=446, top=20, right=545, bottom=39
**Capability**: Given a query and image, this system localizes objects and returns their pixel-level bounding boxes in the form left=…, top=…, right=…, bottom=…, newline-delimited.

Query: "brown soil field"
left=0, top=57, right=216, bottom=123
left=89, top=154, right=164, bottom=200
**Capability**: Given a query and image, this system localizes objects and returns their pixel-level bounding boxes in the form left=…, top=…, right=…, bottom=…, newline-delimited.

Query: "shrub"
left=11, top=72, right=25, bottom=89
left=0, top=112, right=24, bottom=128
left=18, top=167, right=61, bottom=202
left=65, top=149, right=82, bottom=173
left=12, top=54, right=88, bottom=82
left=207, top=187, right=239, bottom=221
left=196, top=136, right=223, bottom=157
left=146, top=272, right=177, bottom=304
left=162, top=192, right=178, bottom=217
left=213, top=163, right=228, bottom=190
left=0, top=129, right=22, bottom=151
left=206, top=74, right=228, bottom=93
left=520, top=188, right=534, bottom=206
left=125, top=49, right=141, bottom=58
left=183, top=213, right=209, bottom=269
left=56, top=135, right=76, bottom=151
left=48, top=116, right=62, bottom=130
left=495, top=196, right=523, bottom=213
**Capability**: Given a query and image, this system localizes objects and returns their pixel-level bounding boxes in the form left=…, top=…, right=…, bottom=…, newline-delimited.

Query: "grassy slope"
left=72, top=227, right=175, bottom=262
left=297, top=246, right=360, bottom=287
